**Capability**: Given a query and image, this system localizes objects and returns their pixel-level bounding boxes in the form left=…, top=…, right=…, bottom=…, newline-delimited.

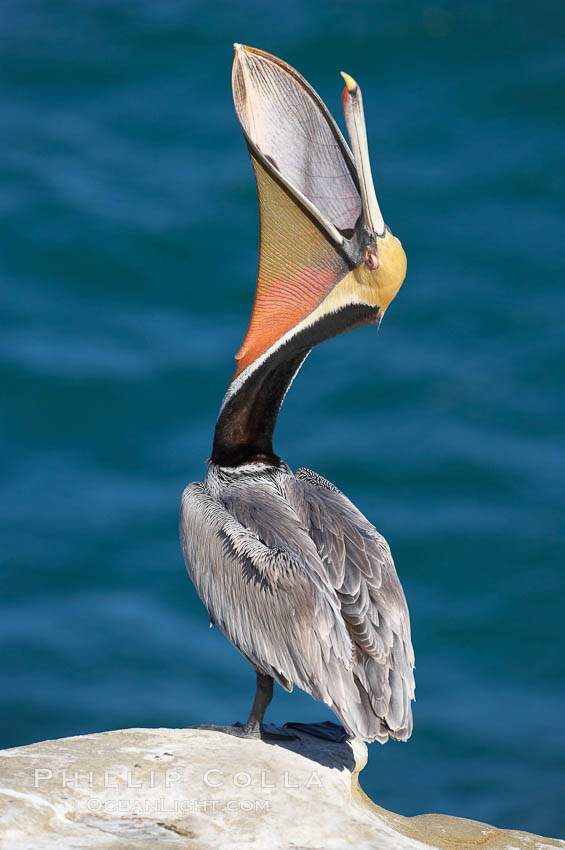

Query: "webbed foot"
left=190, top=722, right=297, bottom=741
left=283, top=721, right=348, bottom=742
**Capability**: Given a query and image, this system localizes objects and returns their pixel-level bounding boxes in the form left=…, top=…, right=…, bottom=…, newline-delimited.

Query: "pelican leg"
left=239, top=671, right=297, bottom=740
left=241, top=671, right=273, bottom=737
left=191, top=671, right=297, bottom=740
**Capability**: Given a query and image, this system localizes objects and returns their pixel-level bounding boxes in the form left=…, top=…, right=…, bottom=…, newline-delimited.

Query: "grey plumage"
left=180, top=461, right=415, bottom=742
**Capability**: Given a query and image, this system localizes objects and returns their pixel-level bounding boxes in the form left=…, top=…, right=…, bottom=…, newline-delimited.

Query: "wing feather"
left=180, top=481, right=358, bottom=711
left=288, top=468, right=415, bottom=741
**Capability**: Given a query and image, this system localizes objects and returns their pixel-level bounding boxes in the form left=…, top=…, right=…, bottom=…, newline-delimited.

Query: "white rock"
left=0, top=727, right=563, bottom=850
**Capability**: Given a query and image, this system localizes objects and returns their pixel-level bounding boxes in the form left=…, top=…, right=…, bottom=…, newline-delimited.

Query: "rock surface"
left=0, top=728, right=562, bottom=849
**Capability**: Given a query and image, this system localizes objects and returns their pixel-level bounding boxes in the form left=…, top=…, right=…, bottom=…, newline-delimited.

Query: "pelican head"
left=231, top=44, right=407, bottom=381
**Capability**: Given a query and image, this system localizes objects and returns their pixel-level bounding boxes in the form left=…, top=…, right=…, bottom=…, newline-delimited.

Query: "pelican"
left=180, top=45, right=414, bottom=743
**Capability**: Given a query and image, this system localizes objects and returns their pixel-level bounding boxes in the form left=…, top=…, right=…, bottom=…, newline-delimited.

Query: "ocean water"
left=1, top=0, right=564, bottom=839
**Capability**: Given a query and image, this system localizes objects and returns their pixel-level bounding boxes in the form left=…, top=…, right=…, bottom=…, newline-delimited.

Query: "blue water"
left=1, top=0, right=564, bottom=839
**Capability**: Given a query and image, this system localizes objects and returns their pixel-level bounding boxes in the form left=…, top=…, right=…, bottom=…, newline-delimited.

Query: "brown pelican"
left=180, top=45, right=414, bottom=743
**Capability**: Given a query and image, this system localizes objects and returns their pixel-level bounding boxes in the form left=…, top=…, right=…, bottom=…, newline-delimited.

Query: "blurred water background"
left=1, top=0, right=564, bottom=838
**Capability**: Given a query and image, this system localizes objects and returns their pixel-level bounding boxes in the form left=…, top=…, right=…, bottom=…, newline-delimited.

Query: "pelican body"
left=180, top=46, right=414, bottom=743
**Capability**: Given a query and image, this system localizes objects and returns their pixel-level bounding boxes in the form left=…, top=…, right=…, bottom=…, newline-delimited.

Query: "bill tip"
left=340, top=71, right=358, bottom=93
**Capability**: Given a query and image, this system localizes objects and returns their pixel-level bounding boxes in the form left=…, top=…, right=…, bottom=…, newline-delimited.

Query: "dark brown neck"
left=211, top=303, right=380, bottom=468
left=212, top=349, right=308, bottom=467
